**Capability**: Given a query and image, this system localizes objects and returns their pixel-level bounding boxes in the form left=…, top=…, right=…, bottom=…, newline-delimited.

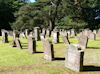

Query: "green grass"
left=0, top=35, right=100, bottom=74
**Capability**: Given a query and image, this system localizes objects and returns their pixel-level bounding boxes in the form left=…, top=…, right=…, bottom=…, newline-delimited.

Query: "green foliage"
left=12, top=0, right=100, bottom=30
left=0, top=0, right=27, bottom=30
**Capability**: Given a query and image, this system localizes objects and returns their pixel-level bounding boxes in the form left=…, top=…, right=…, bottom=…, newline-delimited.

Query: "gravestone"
left=1, top=30, right=8, bottom=43
left=29, top=32, right=34, bottom=37
left=71, top=29, right=76, bottom=37
left=43, top=39, right=54, bottom=61
left=34, top=27, right=40, bottom=41
left=13, top=30, right=19, bottom=40
left=46, top=29, right=51, bottom=37
left=15, top=38, right=22, bottom=49
left=25, top=29, right=29, bottom=37
left=65, top=44, right=84, bottom=72
left=78, top=35, right=88, bottom=49
left=97, top=29, right=100, bottom=38
left=88, top=33, right=95, bottom=40
left=10, top=40, right=16, bottom=47
left=40, top=33, right=45, bottom=40
left=93, top=30, right=97, bottom=34
left=42, top=28, right=46, bottom=35
left=8, top=31, right=13, bottom=36
left=67, top=30, right=71, bottom=37
left=28, top=37, right=36, bottom=53
left=84, top=29, right=89, bottom=36
left=62, top=34, right=70, bottom=45
left=52, top=31, right=59, bottom=43
left=20, top=32, right=27, bottom=39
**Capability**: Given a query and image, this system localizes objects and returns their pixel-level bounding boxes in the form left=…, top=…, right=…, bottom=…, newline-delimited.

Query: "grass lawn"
left=0, top=35, right=100, bottom=74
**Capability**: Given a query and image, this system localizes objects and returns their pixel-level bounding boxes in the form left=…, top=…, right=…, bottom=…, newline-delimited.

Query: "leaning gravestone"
left=61, top=34, right=70, bottom=45
left=78, top=35, right=88, bottom=49
left=65, top=44, right=84, bottom=72
left=52, top=31, right=59, bottom=43
left=15, top=38, right=22, bottom=49
left=34, top=27, right=40, bottom=41
left=43, top=39, right=54, bottom=61
left=28, top=37, right=36, bottom=53
left=1, top=30, right=8, bottom=43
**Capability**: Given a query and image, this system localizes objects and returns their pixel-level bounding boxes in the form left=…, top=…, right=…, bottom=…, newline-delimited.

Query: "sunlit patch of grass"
left=0, top=35, right=100, bottom=73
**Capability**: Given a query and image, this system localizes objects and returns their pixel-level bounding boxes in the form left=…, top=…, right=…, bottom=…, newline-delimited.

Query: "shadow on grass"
left=87, top=47, right=100, bottom=49
left=54, top=57, right=65, bottom=60
left=35, top=51, right=43, bottom=53
left=83, top=66, right=100, bottom=71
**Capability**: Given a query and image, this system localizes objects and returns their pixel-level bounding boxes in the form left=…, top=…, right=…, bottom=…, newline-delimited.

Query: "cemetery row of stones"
left=1, top=28, right=99, bottom=72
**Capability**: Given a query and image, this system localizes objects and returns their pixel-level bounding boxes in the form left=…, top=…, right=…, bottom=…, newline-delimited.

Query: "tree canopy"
left=1, top=0, right=100, bottom=30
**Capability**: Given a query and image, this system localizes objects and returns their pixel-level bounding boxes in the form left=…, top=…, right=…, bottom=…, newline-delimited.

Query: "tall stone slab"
left=46, top=29, right=51, bottom=37
left=13, top=30, right=19, bottom=40
left=88, top=33, right=95, bottom=40
left=28, top=37, right=36, bottom=53
left=93, top=30, right=97, bottom=34
left=15, top=38, right=22, bottom=49
left=78, top=35, right=88, bottom=49
left=43, top=39, right=54, bottom=61
left=65, top=44, right=84, bottom=72
left=25, top=29, right=29, bottom=37
left=61, top=34, right=70, bottom=45
left=1, top=30, right=8, bottom=43
left=42, top=28, right=46, bottom=35
left=71, top=29, right=76, bottom=37
left=34, top=27, right=40, bottom=41
left=40, top=33, right=45, bottom=40
left=52, top=31, right=59, bottom=43
left=97, top=29, right=100, bottom=38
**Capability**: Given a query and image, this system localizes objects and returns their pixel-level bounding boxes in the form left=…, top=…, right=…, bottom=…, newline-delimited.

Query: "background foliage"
left=0, top=0, right=100, bottom=30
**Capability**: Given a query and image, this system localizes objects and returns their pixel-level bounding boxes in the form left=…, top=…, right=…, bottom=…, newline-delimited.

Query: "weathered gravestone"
left=88, top=33, right=95, bottom=40
left=29, top=32, right=34, bottom=37
left=93, top=30, right=97, bottom=34
left=61, top=30, right=67, bottom=37
left=13, top=30, right=19, bottom=40
left=20, top=32, right=27, bottom=39
left=52, top=31, right=59, bottom=43
left=15, top=38, right=22, bottom=49
left=40, top=33, right=45, bottom=40
left=1, top=30, right=8, bottom=43
left=8, top=31, right=13, bottom=36
left=84, top=29, right=89, bottom=37
left=46, top=29, right=51, bottom=37
left=71, top=29, right=76, bottom=37
left=42, top=28, right=46, bottom=35
left=97, top=29, right=100, bottom=38
left=78, top=35, right=88, bottom=49
left=43, top=39, right=54, bottom=61
left=28, top=37, right=36, bottom=53
left=34, top=27, right=40, bottom=41
left=25, top=29, right=29, bottom=37
left=65, top=44, right=84, bottom=72
left=10, top=40, right=16, bottom=47
left=61, top=34, right=70, bottom=45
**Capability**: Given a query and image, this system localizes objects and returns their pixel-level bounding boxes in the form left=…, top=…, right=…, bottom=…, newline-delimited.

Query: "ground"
left=0, top=35, right=100, bottom=74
